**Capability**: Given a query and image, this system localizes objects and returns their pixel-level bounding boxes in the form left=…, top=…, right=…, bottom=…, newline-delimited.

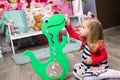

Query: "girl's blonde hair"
left=83, top=18, right=106, bottom=52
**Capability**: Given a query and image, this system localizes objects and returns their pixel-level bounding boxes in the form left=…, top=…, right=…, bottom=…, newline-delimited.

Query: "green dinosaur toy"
left=24, top=14, right=69, bottom=80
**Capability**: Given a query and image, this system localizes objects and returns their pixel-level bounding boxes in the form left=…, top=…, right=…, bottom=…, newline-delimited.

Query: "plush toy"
left=32, top=14, right=43, bottom=31
left=52, top=5, right=61, bottom=14
left=8, top=20, right=20, bottom=35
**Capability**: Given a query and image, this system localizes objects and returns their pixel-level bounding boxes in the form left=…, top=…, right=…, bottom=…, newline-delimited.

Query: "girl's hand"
left=84, top=58, right=92, bottom=65
left=65, top=17, right=71, bottom=27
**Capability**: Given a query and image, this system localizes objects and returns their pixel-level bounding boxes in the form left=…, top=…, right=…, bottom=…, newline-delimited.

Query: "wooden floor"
left=0, top=26, right=120, bottom=80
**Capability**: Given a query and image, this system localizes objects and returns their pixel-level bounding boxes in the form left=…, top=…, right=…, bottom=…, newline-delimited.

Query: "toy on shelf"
left=31, top=14, right=43, bottom=31
left=8, top=20, right=20, bottom=35
left=52, top=5, right=61, bottom=14
left=24, top=14, right=69, bottom=80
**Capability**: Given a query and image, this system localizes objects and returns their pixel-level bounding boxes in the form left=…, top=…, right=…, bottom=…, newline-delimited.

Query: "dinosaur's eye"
left=44, top=18, right=49, bottom=23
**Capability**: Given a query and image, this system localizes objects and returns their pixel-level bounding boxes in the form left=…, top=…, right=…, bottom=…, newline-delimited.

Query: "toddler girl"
left=65, top=12, right=120, bottom=80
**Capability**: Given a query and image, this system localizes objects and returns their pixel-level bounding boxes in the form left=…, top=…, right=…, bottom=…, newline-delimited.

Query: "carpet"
left=11, top=40, right=81, bottom=65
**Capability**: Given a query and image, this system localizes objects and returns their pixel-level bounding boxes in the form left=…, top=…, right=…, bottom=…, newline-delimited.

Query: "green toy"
left=24, top=14, right=69, bottom=80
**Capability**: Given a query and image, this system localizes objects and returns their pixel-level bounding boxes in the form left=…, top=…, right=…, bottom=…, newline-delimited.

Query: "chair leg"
left=0, top=46, right=3, bottom=58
